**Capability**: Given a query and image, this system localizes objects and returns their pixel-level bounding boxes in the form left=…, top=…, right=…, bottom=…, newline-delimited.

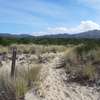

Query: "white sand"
left=25, top=54, right=100, bottom=100
left=0, top=53, right=99, bottom=100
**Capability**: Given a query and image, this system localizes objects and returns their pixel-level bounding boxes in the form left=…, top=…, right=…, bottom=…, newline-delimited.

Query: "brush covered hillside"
left=0, top=42, right=100, bottom=100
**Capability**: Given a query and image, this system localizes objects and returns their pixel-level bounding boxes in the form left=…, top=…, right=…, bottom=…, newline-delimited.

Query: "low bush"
left=82, top=64, right=96, bottom=81
left=64, top=45, right=99, bottom=86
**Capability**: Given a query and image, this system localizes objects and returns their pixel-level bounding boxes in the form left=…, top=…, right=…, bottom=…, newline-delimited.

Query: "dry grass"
left=14, top=78, right=29, bottom=98
left=14, top=64, right=42, bottom=97
left=9, top=44, right=67, bottom=54
left=62, top=45, right=100, bottom=86
left=0, top=46, right=8, bottom=53
left=0, top=43, right=100, bottom=99
left=0, top=76, right=16, bottom=100
left=83, top=64, right=96, bottom=80
left=0, top=62, right=42, bottom=99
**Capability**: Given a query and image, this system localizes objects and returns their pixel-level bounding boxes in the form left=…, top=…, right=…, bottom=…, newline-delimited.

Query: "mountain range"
left=40, top=30, right=100, bottom=39
left=0, top=33, right=33, bottom=38
left=0, top=30, right=100, bottom=39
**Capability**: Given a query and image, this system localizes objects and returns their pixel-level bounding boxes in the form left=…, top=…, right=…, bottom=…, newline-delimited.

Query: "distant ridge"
left=72, top=30, right=100, bottom=38
left=39, top=30, right=100, bottom=39
left=0, top=33, right=33, bottom=38
left=0, top=30, right=100, bottom=39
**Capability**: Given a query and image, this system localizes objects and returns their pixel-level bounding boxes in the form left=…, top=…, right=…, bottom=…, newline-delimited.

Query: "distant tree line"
left=0, top=37, right=100, bottom=47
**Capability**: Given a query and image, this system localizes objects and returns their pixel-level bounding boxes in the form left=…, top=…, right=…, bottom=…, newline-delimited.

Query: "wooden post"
left=11, top=47, right=17, bottom=78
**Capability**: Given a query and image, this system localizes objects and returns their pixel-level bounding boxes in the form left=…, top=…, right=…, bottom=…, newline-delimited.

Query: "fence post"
left=11, top=47, right=17, bottom=78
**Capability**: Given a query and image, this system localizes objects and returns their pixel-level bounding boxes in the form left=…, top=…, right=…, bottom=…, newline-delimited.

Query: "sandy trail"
left=25, top=54, right=100, bottom=100
left=0, top=53, right=99, bottom=100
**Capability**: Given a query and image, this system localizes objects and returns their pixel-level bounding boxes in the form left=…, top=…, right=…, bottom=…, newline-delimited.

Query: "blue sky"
left=0, top=0, right=100, bottom=35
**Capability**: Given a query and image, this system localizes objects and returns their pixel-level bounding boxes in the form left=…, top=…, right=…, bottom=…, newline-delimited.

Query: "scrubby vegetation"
left=0, top=37, right=100, bottom=46
left=63, top=45, right=100, bottom=86
left=0, top=64, right=42, bottom=100
left=0, top=37, right=100, bottom=100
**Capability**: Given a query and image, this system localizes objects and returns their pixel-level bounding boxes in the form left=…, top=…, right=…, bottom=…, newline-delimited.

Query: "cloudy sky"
left=0, top=0, right=100, bottom=35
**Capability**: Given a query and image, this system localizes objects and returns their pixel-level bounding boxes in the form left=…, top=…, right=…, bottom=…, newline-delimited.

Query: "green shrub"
left=15, top=78, right=29, bottom=97
left=14, top=64, right=42, bottom=97
left=83, top=64, right=96, bottom=80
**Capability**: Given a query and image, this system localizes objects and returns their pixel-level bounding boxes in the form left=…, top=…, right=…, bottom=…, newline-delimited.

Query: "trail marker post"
left=11, top=47, right=17, bottom=78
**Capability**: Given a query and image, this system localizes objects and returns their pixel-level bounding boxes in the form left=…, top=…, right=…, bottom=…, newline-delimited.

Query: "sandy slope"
left=0, top=53, right=99, bottom=100
left=25, top=54, right=100, bottom=100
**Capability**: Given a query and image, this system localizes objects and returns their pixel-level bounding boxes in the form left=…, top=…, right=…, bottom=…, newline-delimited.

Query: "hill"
left=39, top=30, right=100, bottom=39
left=0, top=30, right=100, bottom=39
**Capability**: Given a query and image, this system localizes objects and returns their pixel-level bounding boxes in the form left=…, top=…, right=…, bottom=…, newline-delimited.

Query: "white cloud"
left=47, top=20, right=100, bottom=34
left=32, top=32, right=49, bottom=36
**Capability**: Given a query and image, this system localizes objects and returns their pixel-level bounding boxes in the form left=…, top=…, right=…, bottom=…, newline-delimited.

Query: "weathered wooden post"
left=11, top=47, right=17, bottom=78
